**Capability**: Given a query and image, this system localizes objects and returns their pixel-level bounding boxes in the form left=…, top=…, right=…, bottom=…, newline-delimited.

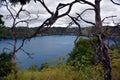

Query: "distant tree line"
left=0, top=27, right=79, bottom=39
left=0, top=27, right=33, bottom=39
left=0, top=26, right=120, bottom=39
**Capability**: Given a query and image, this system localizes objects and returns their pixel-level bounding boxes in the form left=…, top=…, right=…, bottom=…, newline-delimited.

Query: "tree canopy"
left=67, top=38, right=97, bottom=70
left=0, top=14, right=4, bottom=25
left=0, top=52, right=15, bottom=77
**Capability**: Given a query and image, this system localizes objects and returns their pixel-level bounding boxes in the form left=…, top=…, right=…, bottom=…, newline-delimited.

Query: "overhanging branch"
left=76, top=8, right=95, bottom=25
left=68, top=15, right=82, bottom=46
left=37, top=0, right=53, bottom=15
left=111, top=0, right=120, bottom=5
left=77, top=0, right=95, bottom=7
left=28, top=0, right=78, bottom=38
left=102, top=15, right=117, bottom=22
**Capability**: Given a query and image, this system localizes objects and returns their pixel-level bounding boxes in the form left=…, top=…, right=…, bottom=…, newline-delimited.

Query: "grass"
left=4, top=48, right=120, bottom=80
left=6, top=64, right=105, bottom=80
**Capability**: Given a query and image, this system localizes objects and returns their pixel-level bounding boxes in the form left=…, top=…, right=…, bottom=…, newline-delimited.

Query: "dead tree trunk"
left=95, top=0, right=112, bottom=80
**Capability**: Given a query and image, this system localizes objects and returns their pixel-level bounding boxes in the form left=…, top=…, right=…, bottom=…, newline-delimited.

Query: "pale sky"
left=0, top=0, right=120, bottom=27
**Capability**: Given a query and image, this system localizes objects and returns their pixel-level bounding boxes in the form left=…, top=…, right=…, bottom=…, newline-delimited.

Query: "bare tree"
left=2, top=1, right=38, bottom=61
left=67, top=0, right=116, bottom=80
left=1, top=1, right=41, bottom=79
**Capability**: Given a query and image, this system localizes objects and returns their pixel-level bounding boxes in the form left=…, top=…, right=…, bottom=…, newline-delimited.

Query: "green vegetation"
left=109, top=48, right=120, bottom=80
left=0, top=25, right=119, bottom=39
left=6, top=64, right=104, bottom=80
left=0, top=14, right=7, bottom=39
left=5, top=58, right=120, bottom=80
left=67, top=38, right=97, bottom=70
left=0, top=27, right=79, bottom=39
left=0, top=26, right=8, bottom=39
left=0, top=27, right=35, bottom=39
left=39, top=62, right=49, bottom=70
left=0, top=38, right=120, bottom=80
left=0, top=15, right=4, bottom=25
left=0, top=52, right=15, bottom=78
left=40, top=27, right=79, bottom=35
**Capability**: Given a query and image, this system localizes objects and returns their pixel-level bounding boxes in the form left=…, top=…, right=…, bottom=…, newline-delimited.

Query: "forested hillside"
left=0, top=26, right=119, bottom=39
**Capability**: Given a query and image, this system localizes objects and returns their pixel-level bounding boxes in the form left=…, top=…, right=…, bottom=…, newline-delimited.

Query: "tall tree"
left=68, top=0, right=117, bottom=80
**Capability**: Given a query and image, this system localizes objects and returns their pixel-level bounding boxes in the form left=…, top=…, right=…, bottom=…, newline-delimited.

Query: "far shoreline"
left=0, top=34, right=90, bottom=40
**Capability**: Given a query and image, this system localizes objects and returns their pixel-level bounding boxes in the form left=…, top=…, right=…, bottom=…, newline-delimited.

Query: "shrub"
left=67, top=38, right=96, bottom=70
left=39, top=62, right=49, bottom=70
left=0, top=52, right=14, bottom=78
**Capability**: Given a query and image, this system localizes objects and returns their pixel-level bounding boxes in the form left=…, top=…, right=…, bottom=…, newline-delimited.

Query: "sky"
left=0, top=0, right=120, bottom=27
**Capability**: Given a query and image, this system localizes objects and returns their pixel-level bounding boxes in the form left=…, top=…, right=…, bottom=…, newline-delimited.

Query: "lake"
left=0, top=35, right=115, bottom=69
left=0, top=35, right=77, bottom=69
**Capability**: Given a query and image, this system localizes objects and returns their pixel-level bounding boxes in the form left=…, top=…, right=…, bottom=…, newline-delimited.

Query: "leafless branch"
left=2, top=1, right=40, bottom=61
left=111, top=16, right=117, bottom=24
left=9, top=5, right=17, bottom=14
left=27, top=0, right=78, bottom=38
left=68, top=15, right=82, bottom=45
left=111, top=0, right=120, bottom=5
left=15, top=20, right=29, bottom=26
left=4, top=1, right=15, bottom=20
left=58, top=1, right=76, bottom=18
left=22, top=9, right=31, bottom=18
left=15, top=15, right=39, bottom=26
left=15, top=5, right=23, bottom=19
left=66, top=21, right=74, bottom=28
left=7, top=42, right=14, bottom=47
left=76, top=8, right=95, bottom=25
left=16, top=38, right=26, bottom=52
left=102, top=15, right=117, bottom=22
left=66, top=8, right=95, bottom=28
left=21, top=48, right=33, bottom=59
left=77, top=0, right=95, bottom=7
left=37, top=0, right=53, bottom=15
left=68, top=8, right=95, bottom=26
left=77, top=13, right=95, bottom=25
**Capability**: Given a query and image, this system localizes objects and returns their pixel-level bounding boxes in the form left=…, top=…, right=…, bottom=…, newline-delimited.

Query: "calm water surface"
left=0, top=35, right=77, bottom=68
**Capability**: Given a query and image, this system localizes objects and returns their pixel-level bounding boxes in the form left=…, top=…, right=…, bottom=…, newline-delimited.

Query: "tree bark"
left=95, top=0, right=112, bottom=80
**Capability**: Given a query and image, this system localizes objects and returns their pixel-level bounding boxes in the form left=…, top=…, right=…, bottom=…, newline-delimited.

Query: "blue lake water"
left=0, top=35, right=77, bottom=69
left=0, top=35, right=115, bottom=69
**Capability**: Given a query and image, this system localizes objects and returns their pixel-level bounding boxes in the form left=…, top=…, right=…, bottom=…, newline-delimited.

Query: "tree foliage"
left=0, top=26, right=7, bottom=38
left=39, top=62, right=49, bottom=70
left=0, top=14, right=6, bottom=39
left=0, top=52, right=15, bottom=77
left=67, top=38, right=97, bottom=70
left=0, top=14, right=4, bottom=25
